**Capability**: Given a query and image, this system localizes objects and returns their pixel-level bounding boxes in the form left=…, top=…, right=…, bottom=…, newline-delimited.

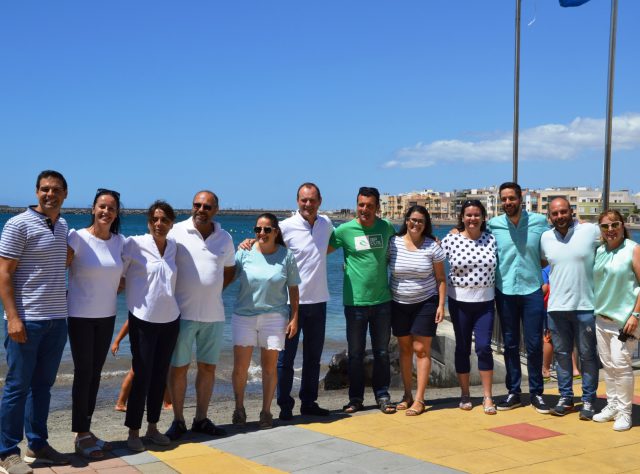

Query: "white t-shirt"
left=280, top=212, right=333, bottom=304
left=67, top=228, right=125, bottom=318
left=170, top=218, right=235, bottom=322
left=123, top=234, right=179, bottom=323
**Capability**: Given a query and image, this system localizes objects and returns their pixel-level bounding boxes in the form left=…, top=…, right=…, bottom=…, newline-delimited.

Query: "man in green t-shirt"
left=328, top=187, right=396, bottom=414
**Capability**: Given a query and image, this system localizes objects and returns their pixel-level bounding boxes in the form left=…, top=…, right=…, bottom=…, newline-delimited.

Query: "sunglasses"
left=96, top=188, right=120, bottom=199
left=193, top=202, right=213, bottom=211
left=408, top=217, right=425, bottom=225
left=254, top=226, right=274, bottom=234
left=599, top=221, right=622, bottom=231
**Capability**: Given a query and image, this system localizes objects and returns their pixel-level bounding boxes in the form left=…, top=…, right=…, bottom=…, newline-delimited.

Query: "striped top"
left=0, top=207, right=69, bottom=320
left=388, top=235, right=445, bottom=304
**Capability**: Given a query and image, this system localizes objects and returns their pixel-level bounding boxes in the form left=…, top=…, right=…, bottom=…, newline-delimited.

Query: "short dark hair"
left=357, top=186, right=380, bottom=206
left=256, top=212, right=286, bottom=247
left=598, top=209, right=629, bottom=240
left=456, top=199, right=488, bottom=232
left=90, top=188, right=122, bottom=234
left=147, top=200, right=176, bottom=223
left=297, top=182, right=322, bottom=201
left=193, top=190, right=219, bottom=208
left=499, top=182, right=522, bottom=199
left=36, top=170, right=67, bottom=191
left=396, top=205, right=435, bottom=240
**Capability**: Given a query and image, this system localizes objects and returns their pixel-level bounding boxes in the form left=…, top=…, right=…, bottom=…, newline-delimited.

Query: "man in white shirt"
left=165, top=191, right=235, bottom=440
left=540, top=197, right=600, bottom=420
left=277, top=183, right=334, bottom=420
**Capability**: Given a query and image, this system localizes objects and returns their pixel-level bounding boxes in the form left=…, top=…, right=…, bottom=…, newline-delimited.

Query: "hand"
left=435, top=306, right=445, bottom=324
left=111, top=341, right=120, bottom=356
left=286, top=319, right=298, bottom=339
left=7, top=318, right=27, bottom=343
left=238, top=238, right=255, bottom=251
left=623, top=316, right=638, bottom=336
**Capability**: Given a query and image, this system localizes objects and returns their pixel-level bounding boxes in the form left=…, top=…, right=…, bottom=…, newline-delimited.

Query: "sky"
left=1, top=0, right=638, bottom=210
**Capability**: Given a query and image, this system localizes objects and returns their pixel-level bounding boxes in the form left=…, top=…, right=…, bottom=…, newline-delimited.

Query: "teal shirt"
left=234, top=245, right=301, bottom=317
left=594, top=239, right=640, bottom=326
left=488, top=211, right=548, bottom=295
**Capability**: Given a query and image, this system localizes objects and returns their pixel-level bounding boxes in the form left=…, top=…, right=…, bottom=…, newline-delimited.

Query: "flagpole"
left=513, top=0, right=521, bottom=183
left=602, top=0, right=618, bottom=211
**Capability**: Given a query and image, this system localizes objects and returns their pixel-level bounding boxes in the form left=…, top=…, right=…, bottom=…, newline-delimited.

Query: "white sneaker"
left=613, top=413, right=632, bottom=431
left=593, top=404, right=618, bottom=423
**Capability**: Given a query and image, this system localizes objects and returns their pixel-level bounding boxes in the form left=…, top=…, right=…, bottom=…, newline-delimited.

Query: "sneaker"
left=579, top=401, right=594, bottom=421
left=300, top=404, right=330, bottom=417
left=0, top=453, right=33, bottom=474
left=550, top=396, right=575, bottom=416
left=278, top=407, right=293, bottom=421
left=145, top=430, right=170, bottom=446
left=593, top=404, right=618, bottom=423
left=613, top=413, right=632, bottom=431
left=127, top=436, right=145, bottom=452
left=23, top=445, right=69, bottom=466
left=496, top=394, right=521, bottom=411
left=531, top=395, right=550, bottom=414
left=165, top=419, right=188, bottom=441
left=191, top=417, right=227, bottom=437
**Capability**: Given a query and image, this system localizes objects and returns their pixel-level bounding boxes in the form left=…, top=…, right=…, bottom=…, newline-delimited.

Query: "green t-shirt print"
left=330, top=218, right=395, bottom=306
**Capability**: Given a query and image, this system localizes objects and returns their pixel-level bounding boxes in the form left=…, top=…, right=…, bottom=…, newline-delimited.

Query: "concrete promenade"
left=29, top=374, right=640, bottom=474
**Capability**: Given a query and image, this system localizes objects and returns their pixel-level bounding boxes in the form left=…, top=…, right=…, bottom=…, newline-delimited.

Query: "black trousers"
left=68, top=315, right=116, bottom=433
left=125, top=313, right=179, bottom=430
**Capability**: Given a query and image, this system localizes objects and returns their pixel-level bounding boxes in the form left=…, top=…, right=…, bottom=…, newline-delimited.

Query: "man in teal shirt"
left=489, top=182, right=550, bottom=413
left=329, top=187, right=396, bottom=414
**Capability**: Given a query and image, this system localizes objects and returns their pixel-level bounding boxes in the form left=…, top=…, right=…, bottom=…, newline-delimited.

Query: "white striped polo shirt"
left=0, top=207, right=69, bottom=320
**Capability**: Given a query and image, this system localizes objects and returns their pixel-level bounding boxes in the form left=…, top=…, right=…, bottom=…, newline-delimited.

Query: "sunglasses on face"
left=193, top=202, right=213, bottom=211
left=254, top=226, right=274, bottom=234
left=408, top=218, right=425, bottom=225
left=96, top=188, right=120, bottom=199
left=599, top=221, right=622, bottom=231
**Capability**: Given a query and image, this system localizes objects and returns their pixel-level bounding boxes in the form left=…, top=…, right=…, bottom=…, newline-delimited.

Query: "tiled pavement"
left=32, top=376, right=640, bottom=473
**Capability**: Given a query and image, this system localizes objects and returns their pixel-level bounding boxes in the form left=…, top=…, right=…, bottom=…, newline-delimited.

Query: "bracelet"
left=631, top=312, right=640, bottom=320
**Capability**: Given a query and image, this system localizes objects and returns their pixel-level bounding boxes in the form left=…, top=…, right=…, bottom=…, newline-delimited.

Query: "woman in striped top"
left=388, top=205, right=446, bottom=416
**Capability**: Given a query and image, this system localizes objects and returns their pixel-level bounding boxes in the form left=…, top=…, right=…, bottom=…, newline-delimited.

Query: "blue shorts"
left=171, top=320, right=224, bottom=366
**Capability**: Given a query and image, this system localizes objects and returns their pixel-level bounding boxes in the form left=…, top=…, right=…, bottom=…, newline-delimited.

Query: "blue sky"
left=1, top=1, right=638, bottom=210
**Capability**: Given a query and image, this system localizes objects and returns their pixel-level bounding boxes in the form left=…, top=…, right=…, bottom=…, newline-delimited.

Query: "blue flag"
left=559, top=0, right=591, bottom=6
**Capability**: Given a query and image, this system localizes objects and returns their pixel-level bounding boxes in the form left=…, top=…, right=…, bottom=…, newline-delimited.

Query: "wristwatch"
left=631, top=312, right=640, bottom=320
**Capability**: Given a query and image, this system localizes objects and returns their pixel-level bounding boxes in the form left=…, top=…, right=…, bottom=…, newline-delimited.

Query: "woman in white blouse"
left=122, top=201, right=180, bottom=452
left=67, top=188, right=124, bottom=459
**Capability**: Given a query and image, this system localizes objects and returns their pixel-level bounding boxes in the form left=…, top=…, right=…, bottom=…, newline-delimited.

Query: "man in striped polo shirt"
left=0, top=170, right=71, bottom=474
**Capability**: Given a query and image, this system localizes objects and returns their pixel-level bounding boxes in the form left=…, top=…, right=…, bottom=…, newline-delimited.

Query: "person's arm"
left=0, top=257, right=26, bottom=343
left=286, top=285, right=299, bottom=339
left=623, top=245, right=640, bottom=335
left=433, top=260, right=446, bottom=323
left=66, top=245, right=75, bottom=267
left=238, top=238, right=255, bottom=251
left=111, top=320, right=130, bottom=356
left=223, top=265, right=236, bottom=289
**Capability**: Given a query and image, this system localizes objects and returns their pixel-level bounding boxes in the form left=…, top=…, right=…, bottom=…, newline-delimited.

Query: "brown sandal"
left=406, top=400, right=425, bottom=416
left=396, top=395, right=414, bottom=411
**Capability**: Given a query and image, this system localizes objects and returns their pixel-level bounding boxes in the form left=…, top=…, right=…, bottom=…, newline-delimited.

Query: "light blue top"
left=234, top=245, right=301, bottom=317
left=488, top=211, right=548, bottom=295
left=594, top=239, right=640, bottom=326
left=540, top=222, right=600, bottom=312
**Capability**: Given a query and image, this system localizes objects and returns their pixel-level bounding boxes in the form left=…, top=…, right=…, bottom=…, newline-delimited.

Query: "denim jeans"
left=344, top=302, right=392, bottom=402
left=277, top=303, right=327, bottom=410
left=548, top=311, right=598, bottom=403
left=495, top=289, right=545, bottom=396
left=0, top=319, right=67, bottom=456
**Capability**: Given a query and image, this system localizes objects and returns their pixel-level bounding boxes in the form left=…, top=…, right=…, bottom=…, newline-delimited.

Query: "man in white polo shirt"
left=277, top=183, right=334, bottom=420
left=164, top=190, right=235, bottom=440
left=541, top=197, right=600, bottom=420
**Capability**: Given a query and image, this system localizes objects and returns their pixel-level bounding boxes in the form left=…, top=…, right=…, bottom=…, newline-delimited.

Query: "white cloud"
left=384, top=113, right=640, bottom=169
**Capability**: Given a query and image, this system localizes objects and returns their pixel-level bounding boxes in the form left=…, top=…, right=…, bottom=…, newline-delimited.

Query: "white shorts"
left=232, top=312, right=287, bottom=350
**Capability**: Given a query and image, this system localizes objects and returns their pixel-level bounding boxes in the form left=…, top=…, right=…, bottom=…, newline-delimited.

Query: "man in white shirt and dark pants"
left=165, top=191, right=236, bottom=440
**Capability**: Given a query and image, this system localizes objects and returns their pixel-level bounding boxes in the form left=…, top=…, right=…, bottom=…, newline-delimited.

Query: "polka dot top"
left=441, top=231, right=497, bottom=302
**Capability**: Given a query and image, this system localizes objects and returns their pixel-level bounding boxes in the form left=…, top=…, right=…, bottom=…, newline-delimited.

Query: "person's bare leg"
left=480, top=370, right=494, bottom=404
left=572, top=349, right=581, bottom=377
left=260, top=348, right=280, bottom=414
left=413, top=336, right=432, bottom=404
left=168, top=365, right=189, bottom=422
left=543, top=338, right=553, bottom=378
left=458, top=372, right=471, bottom=397
left=195, top=362, right=216, bottom=421
left=397, top=335, right=414, bottom=404
left=232, top=346, right=253, bottom=410
left=116, top=368, right=134, bottom=411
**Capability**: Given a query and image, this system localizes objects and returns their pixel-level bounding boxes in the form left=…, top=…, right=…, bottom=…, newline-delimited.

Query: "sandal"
left=483, top=397, right=497, bottom=415
left=75, top=434, right=104, bottom=460
left=259, top=411, right=273, bottom=429
left=378, top=399, right=397, bottom=415
left=396, top=395, right=414, bottom=411
left=342, top=400, right=364, bottom=414
left=232, top=407, right=247, bottom=426
left=406, top=400, right=425, bottom=416
left=459, top=395, right=473, bottom=411
left=90, top=433, right=112, bottom=451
